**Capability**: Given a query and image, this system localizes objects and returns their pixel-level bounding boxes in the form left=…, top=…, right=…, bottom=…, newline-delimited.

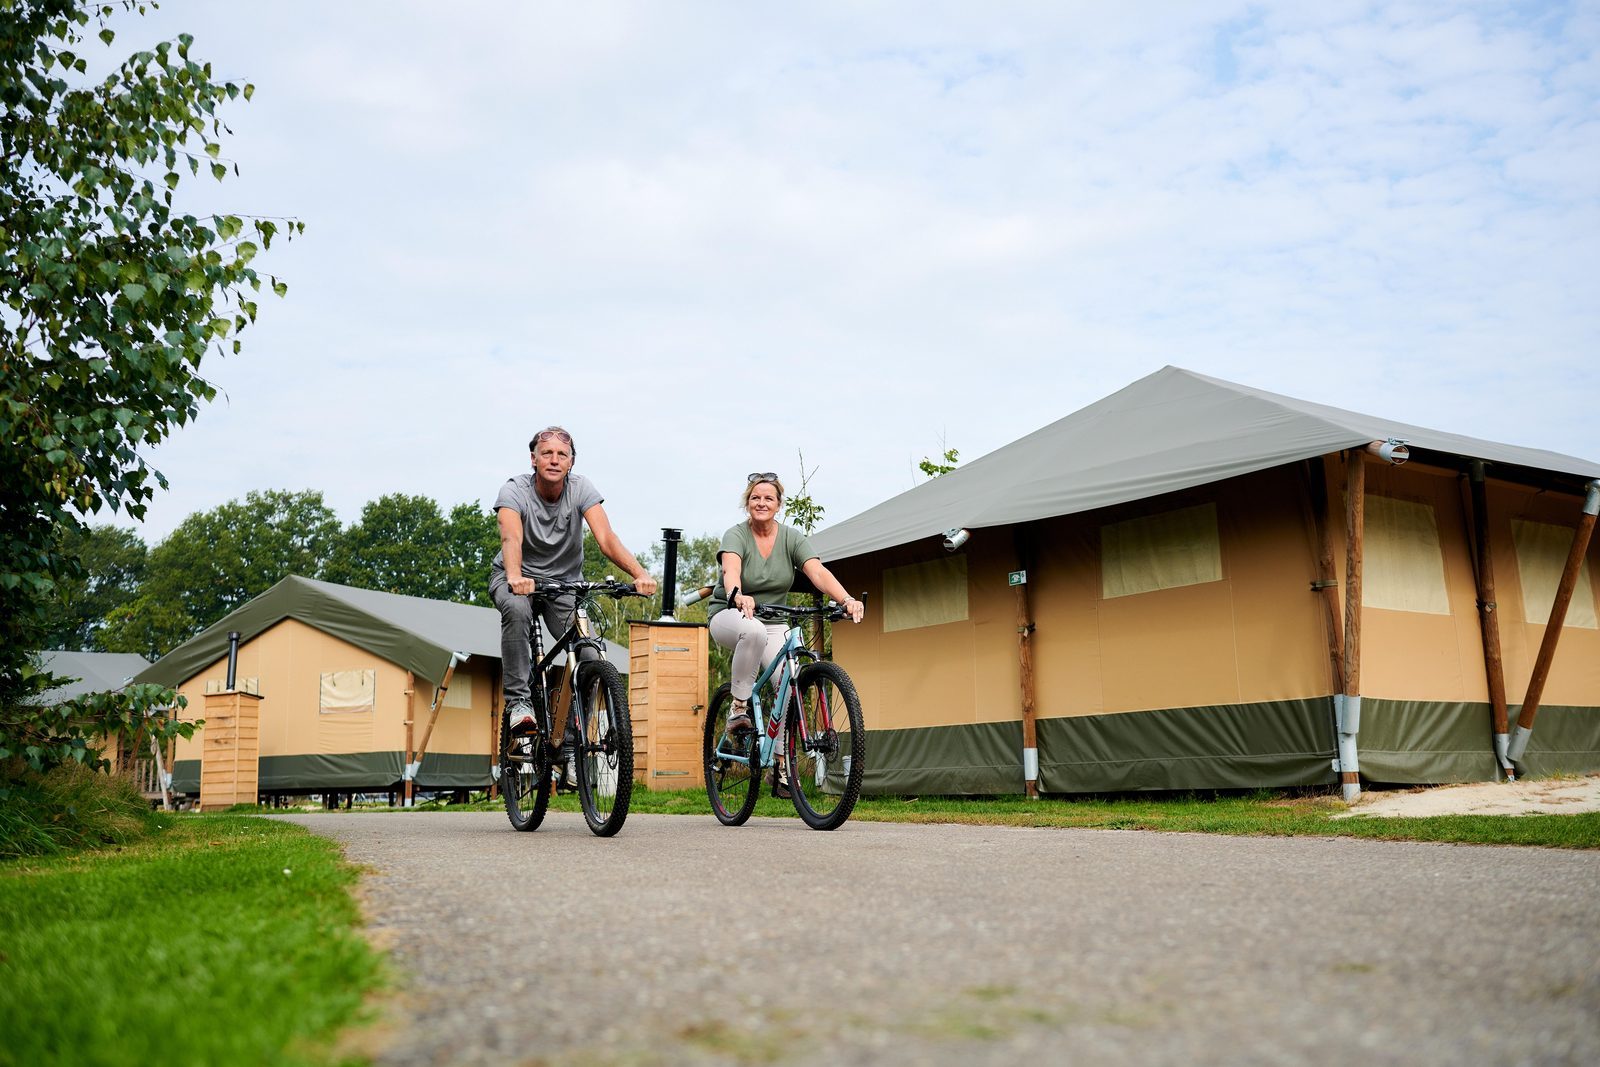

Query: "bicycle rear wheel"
left=786, top=661, right=865, bottom=830
left=573, top=660, right=633, bottom=837
left=703, top=682, right=759, bottom=826
left=502, top=712, right=551, bottom=832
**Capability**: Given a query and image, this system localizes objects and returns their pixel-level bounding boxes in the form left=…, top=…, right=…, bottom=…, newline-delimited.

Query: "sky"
left=98, top=0, right=1599, bottom=567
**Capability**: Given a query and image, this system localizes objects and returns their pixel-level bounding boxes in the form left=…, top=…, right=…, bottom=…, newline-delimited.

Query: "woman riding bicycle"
left=708, top=473, right=865, bottom=793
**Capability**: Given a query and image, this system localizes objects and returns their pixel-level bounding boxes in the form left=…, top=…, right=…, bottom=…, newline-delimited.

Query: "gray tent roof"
left=812, top=366, right=1600, bottom=563
left=135, top=575, right=628, bottom=689
left=35, top=650, right=151, bottom=704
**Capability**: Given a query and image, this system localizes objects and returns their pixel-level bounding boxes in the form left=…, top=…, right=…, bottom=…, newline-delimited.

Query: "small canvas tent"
left=135, top=575, right=626, bottom=797
left=35, top=650, right=150, bottom=704
left=812, top=367, right=1600, bottom=796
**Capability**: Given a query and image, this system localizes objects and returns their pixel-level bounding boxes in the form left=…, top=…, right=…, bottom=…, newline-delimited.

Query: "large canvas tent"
left=812, top=367, right=1600, bottom=796
left=135, top=575, right=626, bottom=796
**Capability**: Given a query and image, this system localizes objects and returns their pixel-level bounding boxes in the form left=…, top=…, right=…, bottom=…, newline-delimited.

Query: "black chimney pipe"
left=659, top=528, right=682, bottom=621
left=225, top=631, right=241, bottom=690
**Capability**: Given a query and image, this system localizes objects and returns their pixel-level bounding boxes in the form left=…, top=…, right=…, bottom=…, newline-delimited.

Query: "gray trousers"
left=709, top=610, right=787, bottom=702
left=490, top=573, right=598, bottom=708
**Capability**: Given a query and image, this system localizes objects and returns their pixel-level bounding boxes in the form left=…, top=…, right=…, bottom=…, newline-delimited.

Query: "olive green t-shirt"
left=708, top=522, right=818, bottom=619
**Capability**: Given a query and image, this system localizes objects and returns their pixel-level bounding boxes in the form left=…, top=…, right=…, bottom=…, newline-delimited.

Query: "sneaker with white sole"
left=506, top=701, right=537, bottom=735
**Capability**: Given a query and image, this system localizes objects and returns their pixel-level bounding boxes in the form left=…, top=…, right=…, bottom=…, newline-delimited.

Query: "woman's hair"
left=741, top=477, right=784, bottom=510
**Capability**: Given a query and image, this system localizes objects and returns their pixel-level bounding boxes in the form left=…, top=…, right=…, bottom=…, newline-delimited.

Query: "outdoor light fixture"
left=942, top=527, right=970, bottom=552
left=1366, top=439, right=1410, bottom=465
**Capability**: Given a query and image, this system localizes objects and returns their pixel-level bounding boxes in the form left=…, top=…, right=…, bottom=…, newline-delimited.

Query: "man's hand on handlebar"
left=632, top=573, right=659, bottom=597
left=509, top=575, right=536, bottom=596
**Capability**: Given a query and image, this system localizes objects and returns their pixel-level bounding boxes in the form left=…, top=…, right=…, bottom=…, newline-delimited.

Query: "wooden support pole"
left=1508, top=480, right=1600, bottom=762
left=403, top=670, right=415, bottom=808
left=1338, top=451, right=1366, bottom=802
left=1306, top=457, right=1345, bottom=694
left=410, top=657, right=461, bottom=787
left=1465, top=461, right=1513, bottom=778
left=488, top=663, right=501, bottom=800
left=1014, top=527, right=1039, bottom=799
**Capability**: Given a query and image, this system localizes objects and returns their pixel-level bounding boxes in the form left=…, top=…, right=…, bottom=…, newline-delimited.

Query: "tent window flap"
left=319, top=669, right=375, bottom=714
left=883, top=556, right=969, bottom=632
left=1101, top=503, right=1222, bottom=599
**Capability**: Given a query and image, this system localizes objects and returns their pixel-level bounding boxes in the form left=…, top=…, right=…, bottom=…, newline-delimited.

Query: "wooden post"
left=403, top=670, right=415, bottom=808
left=1305, top=457, right=1345, bottom=693
left=1507, top=480, right=1600, bottom=763
left=410, top=657, right=462, bottom=792
left=1337, top=451, right=1366, bottom=802
left=488, top=663, right=501, bottom=800
left=1014, top=527, right=1039, bottom=799
left=1464, top=461, right=1513, bottom=778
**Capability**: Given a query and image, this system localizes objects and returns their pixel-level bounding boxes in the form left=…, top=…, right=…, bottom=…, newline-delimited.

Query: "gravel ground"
left=275, top=811, right=1600, bottom=1067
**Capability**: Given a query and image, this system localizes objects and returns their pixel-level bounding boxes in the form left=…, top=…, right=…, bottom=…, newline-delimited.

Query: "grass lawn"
left=406, top=784, right=1600, bottom=849
left=0, top=815, right=383, bottom=1067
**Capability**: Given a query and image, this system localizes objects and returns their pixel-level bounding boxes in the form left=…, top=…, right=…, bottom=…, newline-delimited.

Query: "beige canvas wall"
left=171, top=617, right=495, bottom=769
left=1491, top=479, right=1600, bottom=706
left=830, top=464, right=1333, bottom=729
left=829, top=457, right=1600, bottom=736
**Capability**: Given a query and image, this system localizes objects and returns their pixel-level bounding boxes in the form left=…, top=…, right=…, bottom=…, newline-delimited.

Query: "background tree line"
left=43, top=489, right=732, bottom=661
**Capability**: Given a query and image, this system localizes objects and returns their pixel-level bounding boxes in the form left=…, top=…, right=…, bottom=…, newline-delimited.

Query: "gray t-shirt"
left=709, top=521, right=818, bottom=619
left=491, top=473, right=603, bottom=582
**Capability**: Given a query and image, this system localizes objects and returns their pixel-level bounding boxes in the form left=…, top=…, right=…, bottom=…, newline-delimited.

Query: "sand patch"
left=1335, top=775, right=1600, bottom=818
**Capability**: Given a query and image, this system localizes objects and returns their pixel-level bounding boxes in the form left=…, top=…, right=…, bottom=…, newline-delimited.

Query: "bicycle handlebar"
left=527, top=578, right=649, bottom=599
left=753, top=596, right=866, bottom=623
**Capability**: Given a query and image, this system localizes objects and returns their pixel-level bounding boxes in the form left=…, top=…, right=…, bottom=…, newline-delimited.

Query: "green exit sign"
left=1008, top=570, right=1027, bottom=586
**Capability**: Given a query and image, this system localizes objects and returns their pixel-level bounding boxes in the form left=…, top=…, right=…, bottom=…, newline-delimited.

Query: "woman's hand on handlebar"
left=842, top=596, right=865, bottom=623
left=733, top=592, right=756, bottom=618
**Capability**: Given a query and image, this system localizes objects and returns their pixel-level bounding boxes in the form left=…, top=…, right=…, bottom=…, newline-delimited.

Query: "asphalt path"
left=275, top=810, right=1600, bottom=1066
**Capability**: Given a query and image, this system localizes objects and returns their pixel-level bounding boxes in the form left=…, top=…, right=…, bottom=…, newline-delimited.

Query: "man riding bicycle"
left=489, top=426, right=658, bottom=787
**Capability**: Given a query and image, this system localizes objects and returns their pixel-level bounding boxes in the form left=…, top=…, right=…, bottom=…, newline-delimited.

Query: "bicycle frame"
left=532, top=595, right=609, bottom=745
left=713, top=620, right=818, bottom=770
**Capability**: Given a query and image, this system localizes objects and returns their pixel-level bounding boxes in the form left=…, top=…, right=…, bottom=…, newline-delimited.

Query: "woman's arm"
left=801, top=558, right=864, bottom=622
left=721, top=551, right=755, bottom=618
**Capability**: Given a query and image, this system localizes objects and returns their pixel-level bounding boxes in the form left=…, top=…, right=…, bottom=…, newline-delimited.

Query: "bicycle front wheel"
left=703, top=682, right=759, bottom=826
left=786, top=661, right=866, bottom=830
left=573, top=659, right=633, bottom=837
left=502, top=716, right=551, bottom=832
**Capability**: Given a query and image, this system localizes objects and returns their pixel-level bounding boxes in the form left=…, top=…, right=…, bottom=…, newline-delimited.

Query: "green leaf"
left=236, top=241, right=257, bottom=265
left=99, top=28, right=115, bottom=45
left=211, top=162, right=227, bottom=181
left=121, top=282, right=148, bottom=305
left=205, top=142, right=220, bottom=159
left=272, top=279, right=288, bottom=298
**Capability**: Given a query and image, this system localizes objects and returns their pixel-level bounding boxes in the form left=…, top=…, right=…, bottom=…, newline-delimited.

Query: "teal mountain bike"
left=703, top=600, right=866, bottom=830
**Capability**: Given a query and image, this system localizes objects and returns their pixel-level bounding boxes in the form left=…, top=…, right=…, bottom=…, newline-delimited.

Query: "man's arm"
left=497, top=507, right=535, bottom=595
left=582, top=503, right=659, bottom=596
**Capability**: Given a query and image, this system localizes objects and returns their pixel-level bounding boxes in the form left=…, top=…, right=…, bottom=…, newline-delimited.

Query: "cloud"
left=105, top=0, right=1598, bottom=557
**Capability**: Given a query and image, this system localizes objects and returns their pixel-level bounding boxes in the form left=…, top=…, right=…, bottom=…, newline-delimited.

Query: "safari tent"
left=811, top=367, right=1600, bottom=798
left=135, top=575, right=626, bottom=799
left=35, top=650, right=150, bottom=704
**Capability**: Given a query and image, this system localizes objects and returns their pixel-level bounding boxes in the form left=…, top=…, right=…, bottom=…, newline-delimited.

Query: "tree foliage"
left=1, top=0, right=298, bottom=767
left=918, top=446, right=960, bottom=478
left=324, top=494, right=499, bottom=606
left=97, top=489, right=339, bottom=655
left=39, top=522, right=146, bottom=649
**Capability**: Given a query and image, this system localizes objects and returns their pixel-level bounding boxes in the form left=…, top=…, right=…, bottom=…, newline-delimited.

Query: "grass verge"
left=0, top=761, right=162, bottom=859
left=395, top=784, right=1600, bottom=849
left=0, top=815, right=384, bottom=1067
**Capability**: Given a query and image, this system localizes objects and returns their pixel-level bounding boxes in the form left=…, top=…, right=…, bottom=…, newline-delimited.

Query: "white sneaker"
left=506, top=702, right=537, bottom=734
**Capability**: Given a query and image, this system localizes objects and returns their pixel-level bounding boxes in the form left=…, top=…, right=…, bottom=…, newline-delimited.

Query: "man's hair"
left=528, top=425, right=575, bottom=462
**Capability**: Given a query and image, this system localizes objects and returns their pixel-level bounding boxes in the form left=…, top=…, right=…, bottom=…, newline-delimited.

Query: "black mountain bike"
left=497, top=578, right=645, bottom=837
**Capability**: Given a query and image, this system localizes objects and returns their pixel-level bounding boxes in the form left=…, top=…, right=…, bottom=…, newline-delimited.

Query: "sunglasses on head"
left=536, top=429, right=572, bottom=446
left=747, top=472, right=779, bottom=484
